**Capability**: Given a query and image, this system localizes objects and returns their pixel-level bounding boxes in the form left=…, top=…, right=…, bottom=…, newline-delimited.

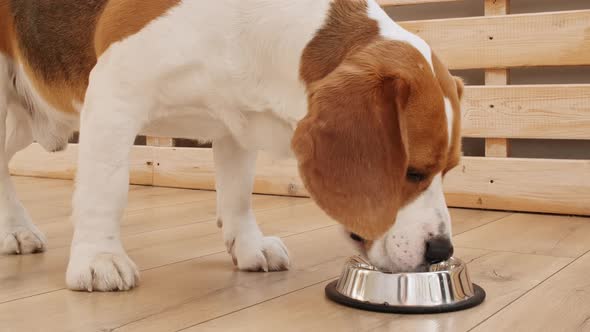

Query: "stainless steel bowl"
left=325, top=256, right=485, bottom=314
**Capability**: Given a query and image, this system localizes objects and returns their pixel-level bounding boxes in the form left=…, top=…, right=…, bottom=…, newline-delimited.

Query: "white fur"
left=366, top=98, right=456, bottom=271
left=66, top=0, right=331, bottom=290
left=366, top=1, right=433, bottom=70
left=0, top=54, right=48, bottom=255
left=66, top=57, right=147, bottom=290
left=368, top=174, right=452, bottom=272
left=11, top=64, right=78, bottom=152
left=444, top=97, right=454, bottom=143
left=1, top=0, right=453, bottom=290
left=213, top=136, right=289, bottom=271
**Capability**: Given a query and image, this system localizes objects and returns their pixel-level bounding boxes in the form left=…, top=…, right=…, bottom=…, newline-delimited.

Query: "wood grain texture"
left=451, top=208, right=511, bottom=235
left=193, top=250, right=571, bottom=332
left=1, top=179, right=332, bottom=305
left=444, top=157, right=590, bottom=216
left=473, top=252, right=590, bottom=332
left=463, top=85, right=590, bottom=139
left=34, top=193, right=306, bottom=252
left=9, top=143, right=154, bottom=185
left=454, top=213, right=590, bottom=258
left=0, top=227, right=354, bottom=331
left=400, top=10, right=590, bottom=69
left=3, top=177, right=589, bottom=331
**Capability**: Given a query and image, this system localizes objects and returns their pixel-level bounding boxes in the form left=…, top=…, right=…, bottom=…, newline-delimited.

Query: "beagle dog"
left=0, top=0, right=463, bottom=291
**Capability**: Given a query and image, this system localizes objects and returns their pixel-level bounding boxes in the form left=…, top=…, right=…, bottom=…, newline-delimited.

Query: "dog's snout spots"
left=436, top=209, right=444, bottom=221
left=438, top=221, right=447, bottom=234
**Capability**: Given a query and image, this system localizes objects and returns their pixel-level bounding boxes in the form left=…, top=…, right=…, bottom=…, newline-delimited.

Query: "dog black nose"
left=425, top=237, right=454, bottom=264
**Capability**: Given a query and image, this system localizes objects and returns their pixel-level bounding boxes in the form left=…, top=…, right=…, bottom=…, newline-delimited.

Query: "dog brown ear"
left=292, top=65, right=410, bottom=240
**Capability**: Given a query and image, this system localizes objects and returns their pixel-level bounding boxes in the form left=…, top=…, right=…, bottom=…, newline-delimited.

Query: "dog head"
left=293, top=38, right=463, bottom=272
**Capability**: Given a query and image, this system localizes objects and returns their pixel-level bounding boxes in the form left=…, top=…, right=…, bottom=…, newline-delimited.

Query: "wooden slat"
left=9, top=143, right=77, bottom=180
left=400, top=10, right=590, bottom=69
left=10, top=145, right=590, bottom=216
left=462, top=85, right=590, bottom=139
left=152, top=147, right=308, bottom=197
left=377, top=0, right=460, bottom=5
left=9, top=143, right=154, bottom=185
left=444, top=157, right=590, bottom=216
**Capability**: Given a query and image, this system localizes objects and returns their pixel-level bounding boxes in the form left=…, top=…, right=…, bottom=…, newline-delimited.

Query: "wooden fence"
left=10, top=0, right=590, bottom=216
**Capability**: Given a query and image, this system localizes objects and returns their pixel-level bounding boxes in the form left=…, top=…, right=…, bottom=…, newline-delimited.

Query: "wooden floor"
left=2, top=177, right=590, bottom=332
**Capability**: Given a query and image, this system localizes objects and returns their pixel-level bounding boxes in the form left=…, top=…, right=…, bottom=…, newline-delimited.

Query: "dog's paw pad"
left=228, top=235, right=290, bottom=272
left=66, top=252, right=139, bottom=292
left=0, top=226, right=47, bottom=255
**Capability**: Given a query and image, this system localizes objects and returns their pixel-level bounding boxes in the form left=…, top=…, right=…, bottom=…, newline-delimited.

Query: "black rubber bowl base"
left=325, top=280, right=486, bottom=314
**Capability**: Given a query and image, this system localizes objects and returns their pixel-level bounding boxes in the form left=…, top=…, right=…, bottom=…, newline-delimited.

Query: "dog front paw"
left=66, top=246, right=139, bottom=292
left=0, top=215, right=47, bottom=255
left=226, top=234, right=290, bottom=272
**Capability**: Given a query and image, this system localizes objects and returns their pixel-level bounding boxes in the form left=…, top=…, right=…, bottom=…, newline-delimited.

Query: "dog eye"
left=406, top=169, right=427, bottom=183
left=350, top=233, right=364, bottom=243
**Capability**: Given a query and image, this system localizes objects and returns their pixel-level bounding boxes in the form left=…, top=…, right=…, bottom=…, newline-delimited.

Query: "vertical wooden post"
left=146, top=137, right=174, bottom=147
left=484, top=0, right=510, bottom=158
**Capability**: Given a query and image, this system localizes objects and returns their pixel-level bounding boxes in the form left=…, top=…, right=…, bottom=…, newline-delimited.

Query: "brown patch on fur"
left=16, top=59, right=87, bottom=114
left=300, top=0, right=379, bottom=85
left=95, top=0, right=181, bottom=56
left=0, top=1, right=16, bottom=57
left=4, top=0, right=180, bottom=114
left=9, top=0, right=109, bottom=113
left=293, top=41, right=448, bottom=240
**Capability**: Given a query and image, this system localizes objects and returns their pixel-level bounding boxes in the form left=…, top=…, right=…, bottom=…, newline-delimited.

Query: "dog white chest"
left=100, top=0, right=333, bottom=154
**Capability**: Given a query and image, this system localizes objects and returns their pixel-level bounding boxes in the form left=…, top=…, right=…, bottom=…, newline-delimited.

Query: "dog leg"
left=66, top=73, right=145, bottom=291
left=213, top=135, right=290, bottom=271
left=0, top=60, right=46, bottom=255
